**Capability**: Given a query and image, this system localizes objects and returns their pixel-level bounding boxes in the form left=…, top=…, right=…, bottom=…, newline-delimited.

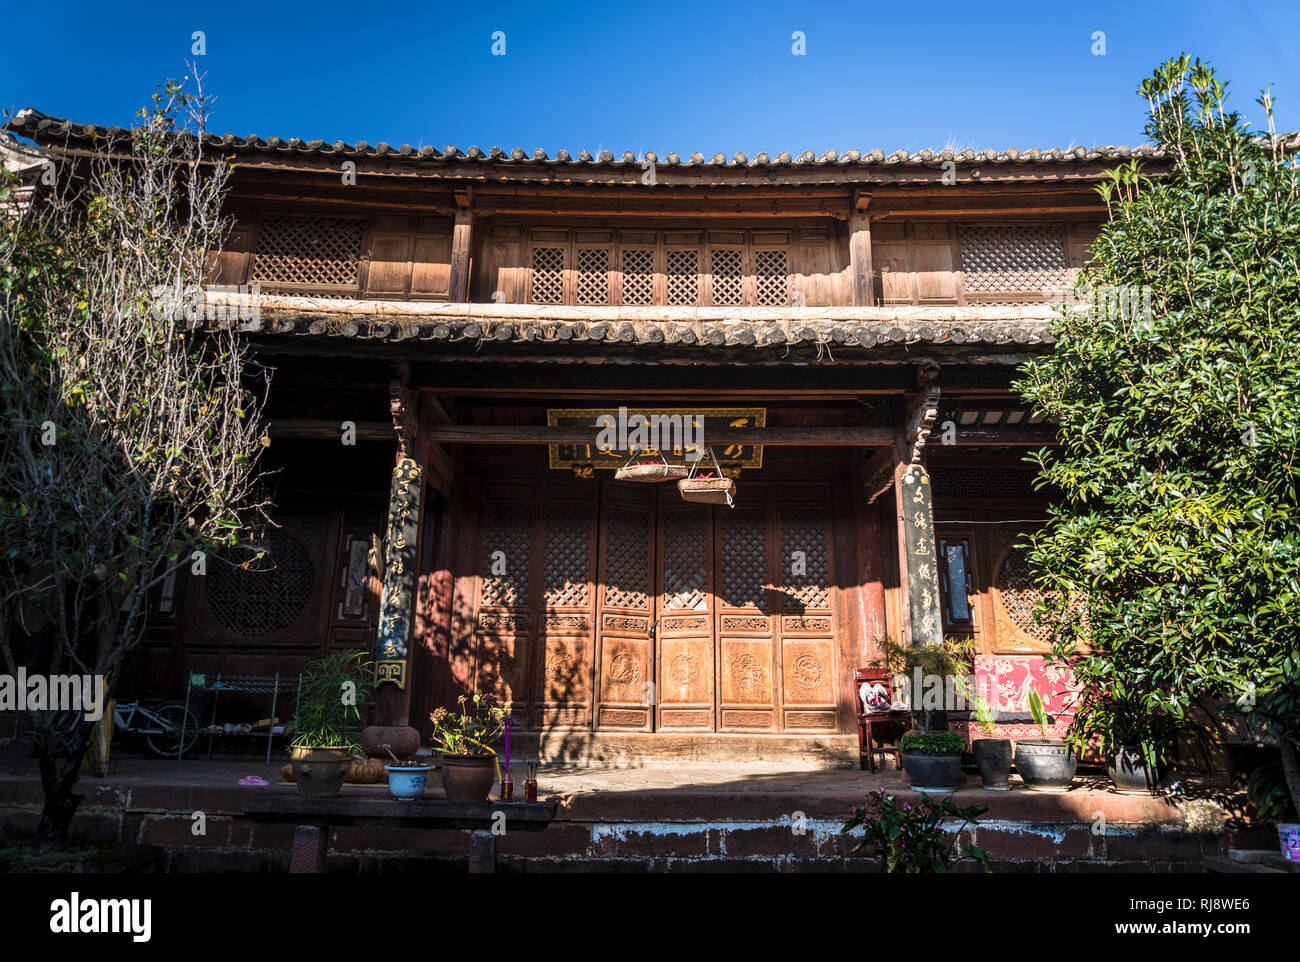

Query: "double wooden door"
left=467, top=478, right=838, bottom=733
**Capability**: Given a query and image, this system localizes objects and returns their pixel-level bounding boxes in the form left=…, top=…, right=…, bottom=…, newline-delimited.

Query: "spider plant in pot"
left=1014, top=688, right=1077, bottom=792
left=971, top=694, right=1012, bottom=791
left=380, top=744, right=435, bottom=801
left=429, top=693, right=508, bottom=802
left=899, top=730, right=967, bottom=793
left=288, top=650, right=376, bottom=797
left=1067, top=681, right=1177, bottom=795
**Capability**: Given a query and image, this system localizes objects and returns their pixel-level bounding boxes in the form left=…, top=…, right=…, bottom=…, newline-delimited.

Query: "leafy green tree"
left=1016, top=56, right=1300, bottom=812
left=0, top=76, right=271, bottom=850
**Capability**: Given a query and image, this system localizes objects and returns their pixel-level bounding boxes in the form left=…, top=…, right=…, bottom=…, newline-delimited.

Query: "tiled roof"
left=9, top=108, right=1166, bottom=170
left=210, top=294, right=1057, bottom=352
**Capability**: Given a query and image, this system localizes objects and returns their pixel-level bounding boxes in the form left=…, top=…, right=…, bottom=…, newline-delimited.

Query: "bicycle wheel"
left=142, top=701, right=202, bottom=758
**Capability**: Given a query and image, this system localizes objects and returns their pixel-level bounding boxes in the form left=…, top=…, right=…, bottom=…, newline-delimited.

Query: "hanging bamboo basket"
left=614, top=449, right=689, bottom=483
left=677, top=447, right=736, bottom=506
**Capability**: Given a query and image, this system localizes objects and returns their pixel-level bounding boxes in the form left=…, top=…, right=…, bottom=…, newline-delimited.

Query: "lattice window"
left=207, top=531, right=313, bottom=637
left=542, top=506, right=591, bottom=608
left=663, top=509, right=708, bottom=610
left=996, top=546, right=1051, bottom=645
left=754, top=249, right=788, bottom=306
left=621, top=249, right=654, bottom=305
left=931, top=465, right=1041, bottom=500
left=603, top=506, right=650, bottom=609
left=576, top=248, right=609, bottom=305
left=958, top=225, right=1069, bottom=297
left=530, top=247, right=565, bottom=304
left=480, top=505, right=533, bottom=607
left=666, top=249, right=699, bottom=306
left=720, top=510, right=768, bottom=609
left=249, top=214, right=363, bottom=289
left=779, top=510, right=830, bottom=610
left=711, top=249, right=743, bottom=306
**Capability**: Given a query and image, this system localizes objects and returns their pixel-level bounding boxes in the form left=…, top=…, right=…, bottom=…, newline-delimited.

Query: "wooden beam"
left=426, top=424, right=893, bottom=446
left=862, top=446, right=894, bottom=503
left=849, top=192, right=874, bottom=307
left=269, top=419, right=393, bottom=441
left=449, top=200, right=474, bottom=303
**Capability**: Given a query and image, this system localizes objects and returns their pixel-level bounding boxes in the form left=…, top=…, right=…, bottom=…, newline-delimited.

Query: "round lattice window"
left=206, top=532, right=314, bottom=637
left=996, top=546, right=1051, bottom=646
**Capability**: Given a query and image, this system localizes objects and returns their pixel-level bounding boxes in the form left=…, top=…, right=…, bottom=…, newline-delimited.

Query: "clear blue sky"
left=3, top=1, right=1297, bottom=156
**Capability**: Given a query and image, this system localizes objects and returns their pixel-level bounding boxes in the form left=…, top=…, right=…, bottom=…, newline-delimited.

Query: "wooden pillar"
left=893, top=386, right=943, bottom=650
left=449, top=189, right=475, bottom=303
left=849, top=191, right=875, bottom=307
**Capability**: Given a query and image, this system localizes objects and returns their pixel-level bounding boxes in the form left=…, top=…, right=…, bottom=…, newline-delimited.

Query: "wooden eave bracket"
left=389, top=360, right=418, bottom=457
left=904, top=384, right=941, bottom=465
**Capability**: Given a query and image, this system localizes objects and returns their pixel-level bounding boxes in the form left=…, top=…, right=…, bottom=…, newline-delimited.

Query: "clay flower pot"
left=289, top=746, right=353, bottom=797
left=1014, top=740, right=1078, bottom=792
left=1107, top=746, right=1165, bottom=795
left=439, top=754, right=497, bottom=802
left=972, top=739, right=1012, bottom=791
left=900, top=752, right=964, bottom=793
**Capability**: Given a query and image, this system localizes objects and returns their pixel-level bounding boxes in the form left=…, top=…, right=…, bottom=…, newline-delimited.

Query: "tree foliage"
left=0, top=74, right=271, bottom=849
left=1015, top=56, right=1300, bottom=810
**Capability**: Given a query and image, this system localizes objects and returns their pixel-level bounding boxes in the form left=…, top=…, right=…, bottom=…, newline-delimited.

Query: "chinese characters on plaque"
left=545, top=407, right=765, bottom=476
left=375, top=458, right=421, bottom=688
left=901, top=464, right=945, bottom=647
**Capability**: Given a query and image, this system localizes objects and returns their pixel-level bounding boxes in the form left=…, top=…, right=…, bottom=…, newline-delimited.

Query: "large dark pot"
left=901, top=752, right=964, bottom=793
left=972, top=739, right=1012, bottom=791
left=290, top=746, right=352, bottom=797
left=439, top=754, right=497, bottom=802
left=1015, top=740, right=1078, bottom=792
left=360, top=725, right=421, bottom=761
left=1107, top=746, right=1165, bottom=795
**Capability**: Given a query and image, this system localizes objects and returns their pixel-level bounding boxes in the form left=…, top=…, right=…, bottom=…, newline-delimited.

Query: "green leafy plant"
left=1027, top=689, right=1052, bottom=739
left=1015, top=56, right=1300, bottom=812
left=289, top=650, right=375, bottom=752
left=1248, top=762, right=1297, bottom=823
left=429, top=693, right=509, bottom=757
left=871, top=635, right=977, bottom=732
left=841, top=789, right=989, bottom=873
left=974, top=695, right=999, bottom=738
left=899, top=731, right=966, bottom=755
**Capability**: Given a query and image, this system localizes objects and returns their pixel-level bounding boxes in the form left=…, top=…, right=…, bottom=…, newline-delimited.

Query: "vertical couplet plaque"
left=901, top=464, right=944, bottom=648
left=376, top=457, right=421, bottom=687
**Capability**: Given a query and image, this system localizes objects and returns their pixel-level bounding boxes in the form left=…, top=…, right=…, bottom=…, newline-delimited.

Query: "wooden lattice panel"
left=620, top=249, right=654, bottom=305
left=720, top=509, right=768, bottom=609
left=576, top=248, right=609, bottom=305
left=779, top=510, right=830, bottom=610
left=958, top=225, right=1068, bottom=296
left=663, top=508, right=708, bottom=610
left=711, top=249, right=743, bottom=306
left=602, top=506, right=650, bottom=610
left=754, top=249, right=788, bottom=306
left=249, top=214, right=363, bottom=289
left=931, top=465, right=1040, bottom=500
left=207, top=531, right=313, bottom=637
left=995, top=545, right=1051, bottom=645
left=530, top=247, right=565, bottom=304
left=542, top=506, right=591, bottom=608
left=666, top=249, right=699, bottom=305
left=480, top=505, right=533, bottom=607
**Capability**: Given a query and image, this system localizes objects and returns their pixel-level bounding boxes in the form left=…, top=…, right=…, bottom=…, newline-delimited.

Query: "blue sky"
left=3, top=1, right=1297, bottom=156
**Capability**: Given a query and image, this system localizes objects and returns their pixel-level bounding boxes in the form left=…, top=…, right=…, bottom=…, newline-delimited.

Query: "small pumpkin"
left=280, top=762, right=296, bottom=782
left=346, top=756, right=386, bottom=784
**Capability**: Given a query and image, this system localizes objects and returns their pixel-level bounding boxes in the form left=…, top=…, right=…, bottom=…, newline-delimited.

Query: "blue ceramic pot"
left=385, top=765, right=434, bottom=800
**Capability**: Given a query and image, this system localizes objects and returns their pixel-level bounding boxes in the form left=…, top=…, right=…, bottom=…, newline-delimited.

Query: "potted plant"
left=899, top=730, right=967, bottom=793
left=1067, top=681, right=1178, bottom=795
left=1014, top=688, right=1078, bottom=792
left=288, top=650, right=375, bottom=797
left=971, top=695, right=1012, bottom=791
left=380, top=744, right=435, bottom=801
left=872, top=635, right=977, bottom=733
left=429, top=693, right=508, bottom=802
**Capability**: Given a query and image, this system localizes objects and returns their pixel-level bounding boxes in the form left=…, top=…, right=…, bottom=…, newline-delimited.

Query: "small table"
left=242, top=794, right=558, bottom=873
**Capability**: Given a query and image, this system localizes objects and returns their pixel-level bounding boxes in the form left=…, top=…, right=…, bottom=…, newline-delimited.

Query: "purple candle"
left=504, top=716, right=512, bottom=777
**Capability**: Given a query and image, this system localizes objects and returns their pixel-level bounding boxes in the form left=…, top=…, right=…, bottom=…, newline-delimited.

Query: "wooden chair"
left=854, top=668, right=912, bottom=772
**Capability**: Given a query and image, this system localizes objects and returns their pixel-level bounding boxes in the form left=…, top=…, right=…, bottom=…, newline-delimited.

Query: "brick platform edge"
left=0, top=777, right=1263, bottom=873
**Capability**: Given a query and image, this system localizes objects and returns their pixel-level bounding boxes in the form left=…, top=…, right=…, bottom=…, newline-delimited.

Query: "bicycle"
left=112, top=699, right=202, bottom=758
